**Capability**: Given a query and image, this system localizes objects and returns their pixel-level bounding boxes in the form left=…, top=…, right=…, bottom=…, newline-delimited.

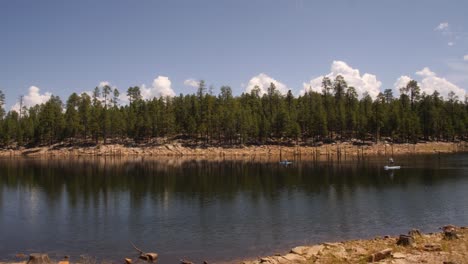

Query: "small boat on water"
left=279, top=160, right=293, bottom=165
left=384, top=165, right=401, bottom=170
left=384, top=157, right=400, bottom=170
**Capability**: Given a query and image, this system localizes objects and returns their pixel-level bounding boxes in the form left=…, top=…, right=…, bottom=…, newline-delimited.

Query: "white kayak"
left=384, top=165, right=401, bottom=170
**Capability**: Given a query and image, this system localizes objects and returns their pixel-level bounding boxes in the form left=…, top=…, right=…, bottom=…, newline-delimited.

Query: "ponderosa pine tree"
left=0, top=78, right=466, bottom=147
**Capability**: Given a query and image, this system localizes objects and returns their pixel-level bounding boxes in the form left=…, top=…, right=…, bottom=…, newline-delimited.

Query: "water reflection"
left=0, top=154, right=467, bottom=263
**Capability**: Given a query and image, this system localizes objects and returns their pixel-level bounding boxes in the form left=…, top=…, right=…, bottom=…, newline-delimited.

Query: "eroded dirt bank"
left=0, top=141, right=466, bottom=158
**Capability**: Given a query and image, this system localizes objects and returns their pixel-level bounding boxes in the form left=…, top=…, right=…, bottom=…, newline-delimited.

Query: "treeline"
left=0, top=76, right=467, bottom=147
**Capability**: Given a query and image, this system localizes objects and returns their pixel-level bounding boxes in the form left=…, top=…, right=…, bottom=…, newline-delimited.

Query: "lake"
left=1, top=154, right=468, bottom=263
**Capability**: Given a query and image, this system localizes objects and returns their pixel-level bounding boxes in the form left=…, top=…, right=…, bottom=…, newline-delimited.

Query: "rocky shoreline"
left=2, top=225, right=467, bottom=264
left=0, top=141, right=466, bottom=158
left=240, top=225, right=468, bottom=264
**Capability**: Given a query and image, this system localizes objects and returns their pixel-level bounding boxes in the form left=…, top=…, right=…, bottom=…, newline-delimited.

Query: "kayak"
left=279, top=160, right=293, bottom=165
left=384, top=165, right=401, bottom=170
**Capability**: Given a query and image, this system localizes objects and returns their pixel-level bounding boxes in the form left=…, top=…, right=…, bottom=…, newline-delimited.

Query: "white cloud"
left=245, top=73, right=288, bottom=95
left=141, top=76, right=175, bottom=100
left=448, top=42, right=455, bottom=46
left=83, top=77, right=175, bottom=105
left=301, top=60, right=382, bottom=98
left=464, top=55, right=468, bottom=61
left=98, top=81, right=111, bottom=88
left=393, top=75, right=412, bottom=95
left=394, top=67, right=466, bottom=100
left=183, top=79, right=199, bottom=88
left=11, top=86, right=52, bottom=112
left=435, top=22, right=449, bottom=31
left=415, top=67, right=436, bottom=77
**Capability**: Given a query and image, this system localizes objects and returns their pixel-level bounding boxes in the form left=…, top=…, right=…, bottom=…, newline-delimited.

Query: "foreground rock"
left=241, top=226, right=468, bottom=264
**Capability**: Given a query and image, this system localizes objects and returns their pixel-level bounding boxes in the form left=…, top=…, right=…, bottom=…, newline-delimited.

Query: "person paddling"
left=389, top=157, right=394, bottom=165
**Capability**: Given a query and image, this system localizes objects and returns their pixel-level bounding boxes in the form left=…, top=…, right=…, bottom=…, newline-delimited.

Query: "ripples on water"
left=0, top=154, right=467, bottom=263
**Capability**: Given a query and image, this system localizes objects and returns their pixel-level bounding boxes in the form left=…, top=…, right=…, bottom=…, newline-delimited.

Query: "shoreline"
left=2, top=226, right=467, bottom=264
left=239, top=225, right=468, bottom=264
left=0, top=141, right=466, bottom=158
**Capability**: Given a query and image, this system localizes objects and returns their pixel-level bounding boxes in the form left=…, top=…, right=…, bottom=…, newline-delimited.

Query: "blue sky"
left=1, top=0, right=467, bottom=109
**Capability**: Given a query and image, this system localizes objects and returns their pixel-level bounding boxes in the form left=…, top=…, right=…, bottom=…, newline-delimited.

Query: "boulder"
left=330, top=246, right=347, bottom=260
left=423, top=243, right=442, bottom=251
left=260, top=257, right=280, bottom=264
left=367, top=248, right=392, bottom=262
left=27, top=254, right=51, bottom=264
left=444, top=230, right=459, bottom=240
left=408, top=229, right=422, bottom=237
left=290, top=245, right=324, bottom=258
left=278, top=253, right=306, bottom=263
left=397, top=235, right=414, bottom=246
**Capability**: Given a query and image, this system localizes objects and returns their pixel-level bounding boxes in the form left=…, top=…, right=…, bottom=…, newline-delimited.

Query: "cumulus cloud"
left=394, top=67, right=466, bottom=99
left=464, top=55, right=468, bottom=61
left=416, top=67, right=436, bottom=77
left=393, top=76, right=412, bottom=95
left=141, top=76, right=175, bottom=100
left=435, top=22, right=449, bottom=31
left=301, top=60, right=382, bottom=98
left=245, top=73, right=288, bottom=95
left=11, top=86, right=52, bottom=112
left=83, top=77, right=175, bottom=105
left=183, top=79, right=199, bottom=88
left=98, top=81, right=109, bottom=88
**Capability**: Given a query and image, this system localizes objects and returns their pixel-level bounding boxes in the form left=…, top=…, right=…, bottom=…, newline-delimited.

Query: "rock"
left=423, top=243, right=442, bottom=251
left=290, top=246, right=306, bottom=255
left=444, top=230, right=459, bottom=240
left=397, top=235, right=414, bottom=246
left=27, top=254, right=51, bottom=264
left=367, top=248, right=392, bottom=262
left=58, top=257, right=69, bottom=264
left=323, top=242, right=343, bottom=247
left=124, top=258, right=132, bottom=264
left=15, top=254, right=27, bottom=259
left=352, top=246, right=367, bottom=255
left=260, top=257, right=279, bottom=264
left=392, top=252, right=406, bottom=259
left=278, top=253, right=306, bottom=263
left=180, top=259, right=194, bottom=264
left=408, top=229, right=422, bottom=237
left=441, top=225, right=457, bottom=233
left=139, top=253, right=158, bottom=262
left=290, top=245, right=324, bottom=258
left=331, top=246, right=347, bottom=260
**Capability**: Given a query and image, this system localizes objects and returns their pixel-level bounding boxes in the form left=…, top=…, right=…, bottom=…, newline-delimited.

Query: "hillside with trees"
left=0, top=76, right=467, bottom=148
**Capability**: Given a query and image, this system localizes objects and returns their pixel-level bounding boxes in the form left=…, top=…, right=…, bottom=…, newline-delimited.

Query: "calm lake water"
left=1, top=154, right=468, bottom=263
